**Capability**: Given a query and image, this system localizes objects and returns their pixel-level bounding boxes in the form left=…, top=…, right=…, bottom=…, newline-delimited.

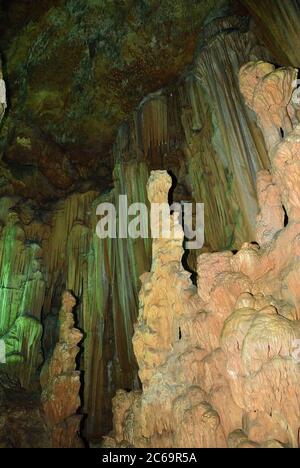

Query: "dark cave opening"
left=283, top=205, right=289, bottom=227
left=167, top=169, right=198, bottom=286
left=72, top=292, right=88, bottom=447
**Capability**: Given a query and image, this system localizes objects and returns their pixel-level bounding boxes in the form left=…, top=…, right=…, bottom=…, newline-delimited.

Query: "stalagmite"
left=106, top=170, right=227, bottom=448
left=239, top=62, right=297, bottom=152
left=107, top=61, right=300, bottom=447
left=255, top=170, right=284, bottom=247
left=41, top=291, right=83, bottom=448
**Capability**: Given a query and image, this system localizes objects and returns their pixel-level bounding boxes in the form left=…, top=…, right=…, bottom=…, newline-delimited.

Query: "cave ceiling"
left=0, top=0, right=241, bottom=204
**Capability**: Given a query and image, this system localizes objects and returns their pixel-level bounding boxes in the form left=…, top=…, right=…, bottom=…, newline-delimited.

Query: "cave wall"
left=241, top=0, right=300, bottom=68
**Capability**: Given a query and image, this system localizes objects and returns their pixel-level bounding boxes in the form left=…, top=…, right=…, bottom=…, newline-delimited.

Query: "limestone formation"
left=106, top=62, right=300, bottom=447
left=239, top=61, right=297, bottom=151
left=255, top=170, right=284, bottom=247
left=239, top=62, right=300, bottom=223
left=0, top=197, right=44, bottom=389
left=41, top=291, right=83, bottom=448
left=112, top=16, right=272, bottom=255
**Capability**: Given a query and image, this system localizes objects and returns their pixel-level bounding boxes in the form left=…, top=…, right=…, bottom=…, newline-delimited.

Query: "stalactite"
left=181, top=16, right=271, bottom=250
left=40, top=173, right=151, bottom=439
left=0, top=198, right=44, bottom=388
left=107, top=16, right=272, bottom=253
left=241, top=0, right=300, bottom=68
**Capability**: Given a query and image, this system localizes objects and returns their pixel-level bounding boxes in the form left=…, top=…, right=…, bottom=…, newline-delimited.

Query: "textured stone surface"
left=110, top=15, right=272, bottom=256
left=255, top=170, right=284, bottom=247
left=239, top=61, right=296, bottom=152
left=0, top=0, right=235, bottom=201
left=41, top=290, right=83, bottom=448
left=107, top=63, right=300, bottom=446
left=0, top=195, right=44, bottom=389
left=241, top=0, right=300, bottom=68
left=0, top=384, right=50, bottom=448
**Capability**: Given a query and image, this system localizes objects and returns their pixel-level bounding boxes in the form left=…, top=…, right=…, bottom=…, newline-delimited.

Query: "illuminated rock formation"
left=255, top=170, right=284, bottom=247
left=0, top=198, right=44, bottom=388
left=239, top=61, right=296, bottom=152
left=41, top=291, right=82, bottom=448
left=41, top=185, right=149, bottom=440
left=105, top=170, right=221, bottom=448
left=107, top=62, right=300, bottom=447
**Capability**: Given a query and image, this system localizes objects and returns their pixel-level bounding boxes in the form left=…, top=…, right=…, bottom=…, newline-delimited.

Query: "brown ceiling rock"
left=0, top=0, right=237, bottom=200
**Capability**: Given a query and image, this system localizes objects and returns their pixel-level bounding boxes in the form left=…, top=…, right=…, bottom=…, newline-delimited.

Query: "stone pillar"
left=41, top=291, right=83, bottom=448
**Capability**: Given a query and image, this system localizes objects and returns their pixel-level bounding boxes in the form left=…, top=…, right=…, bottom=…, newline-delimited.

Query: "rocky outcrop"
left=41, top=291, right=83, bottom=448
left=106, top=62, right=300, bottom=448
left=239, top=61, right=297, bottom=152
